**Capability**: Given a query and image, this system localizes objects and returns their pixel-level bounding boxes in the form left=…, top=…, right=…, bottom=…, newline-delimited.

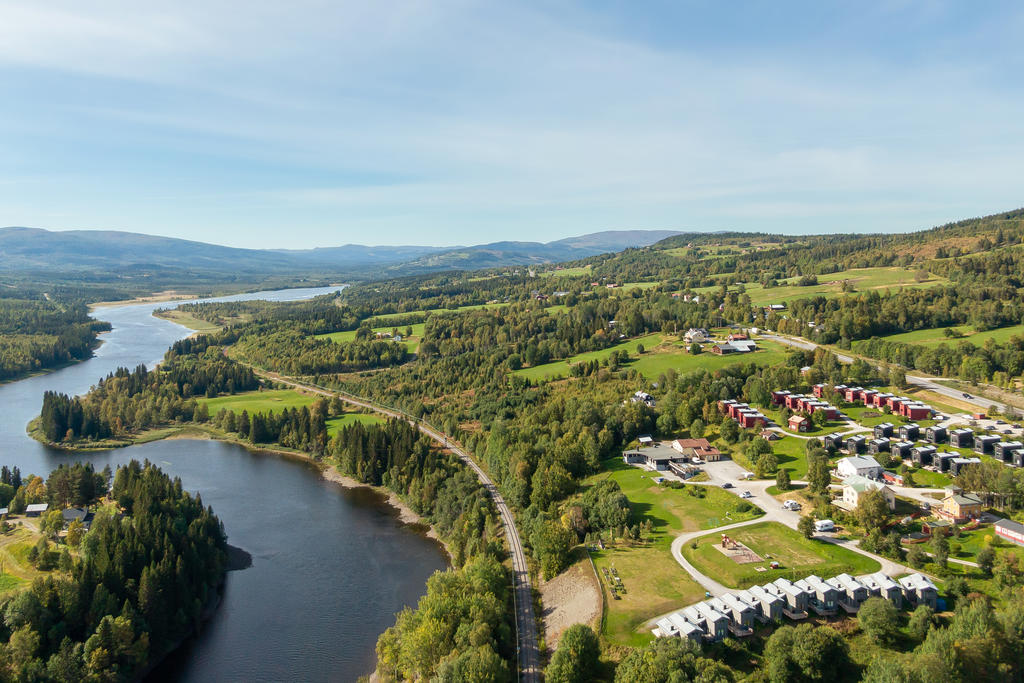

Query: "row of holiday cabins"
left=824, top=426, right=1024, bottom=469
left=653, top=572, right=936, bottom=646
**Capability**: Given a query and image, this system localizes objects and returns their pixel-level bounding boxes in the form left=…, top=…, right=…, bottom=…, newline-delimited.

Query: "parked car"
left=1004, top=428, right=1014, bottom=434
left=921, top=502, right=931, bottom=511
left=782, top=500, right=801, bottom=511
left=722, top=482, right=734, bottom=489
left=963, top=392, right=973, bottom=399
left=740, top=491, right=752, bottom=499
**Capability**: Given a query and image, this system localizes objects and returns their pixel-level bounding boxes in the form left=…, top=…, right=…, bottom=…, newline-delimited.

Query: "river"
left=0, top=287, right=448, bottom=682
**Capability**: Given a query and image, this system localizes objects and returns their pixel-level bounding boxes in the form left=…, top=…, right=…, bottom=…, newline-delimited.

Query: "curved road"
left=665, top=461, right=919, bottom=599
left=254, top=370, right=541, bottom=682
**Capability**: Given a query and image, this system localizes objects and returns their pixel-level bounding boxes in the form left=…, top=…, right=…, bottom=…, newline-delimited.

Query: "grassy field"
left=540, top=265, right=591, bottom=278
left=200, top=389, right=383, bottom=436
left=367, top=302, right=511, bottom=325
left=327, top=412, right=385, bottom=436
left=316, top=323, right=425, bottom=352
left=515, top=334, right=789, bottom=382
left=681, top=522, right=881, bottom=589
left=201, top=389, right=317, bottom=414
left=698, top=267, right=947, bottom=307
left=870, top=322, right=1024, bottom=348
left=585, top=458, right=763, bottom=645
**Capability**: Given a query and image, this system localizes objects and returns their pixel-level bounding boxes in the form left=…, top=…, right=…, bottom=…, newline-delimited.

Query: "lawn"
left=770, top=437, right=814, bottom=480
left=584, top=458, right=765, bottom=645
left=868, top=322, right=1024, bottom=348
left=516, top=334, right=789, bottom=382
left=681, top=522, right=881, bottom=589
left=589, top=457, right=765, bottom=534
left=697, top=267, right=947, bottom=307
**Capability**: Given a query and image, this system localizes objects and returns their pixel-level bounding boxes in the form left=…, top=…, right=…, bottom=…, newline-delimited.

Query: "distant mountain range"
left=0, top=227, right=680, bottom=278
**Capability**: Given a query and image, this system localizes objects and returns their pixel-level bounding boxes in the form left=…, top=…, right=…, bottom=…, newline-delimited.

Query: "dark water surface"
left=0, top=287, right=448, bottom=682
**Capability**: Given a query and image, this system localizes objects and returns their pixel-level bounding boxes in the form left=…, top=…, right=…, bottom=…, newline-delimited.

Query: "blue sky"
left=1, top=1, right=1022, bottom=248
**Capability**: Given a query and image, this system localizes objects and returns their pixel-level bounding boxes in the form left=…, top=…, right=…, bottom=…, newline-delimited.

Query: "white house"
left=842, top=475, right=896, bottom=511
left=684, top=328, right=710, bottom=343
left=836, top=455, right=882, bottom=480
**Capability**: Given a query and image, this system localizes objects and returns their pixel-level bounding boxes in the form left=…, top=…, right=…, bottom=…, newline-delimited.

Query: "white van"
left=814, top=519, right=835, bottom=533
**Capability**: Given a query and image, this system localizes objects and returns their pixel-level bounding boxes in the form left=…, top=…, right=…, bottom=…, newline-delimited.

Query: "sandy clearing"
left=540, top=552, right=602, bottom=649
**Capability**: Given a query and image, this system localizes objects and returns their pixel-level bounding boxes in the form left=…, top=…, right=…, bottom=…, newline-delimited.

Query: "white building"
left=836, top=455, right=882, bottom=480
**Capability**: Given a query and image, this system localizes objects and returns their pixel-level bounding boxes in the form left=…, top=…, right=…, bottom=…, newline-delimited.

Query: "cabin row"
left=652, top=572, right=936, bottom=645
left=769, top=391, right=840, bottom=420
left=718, top=400, right=769, bottom=429
left=811, top=384, right=933, bottom=420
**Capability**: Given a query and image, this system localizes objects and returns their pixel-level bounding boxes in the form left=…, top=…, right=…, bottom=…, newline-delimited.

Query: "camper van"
left=814, top=519, right=835, bottom=533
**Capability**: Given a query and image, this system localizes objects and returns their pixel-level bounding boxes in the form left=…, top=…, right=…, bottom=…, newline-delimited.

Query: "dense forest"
left=0, top=460, right=227, bottom=681
left=0, top=298, right=110, bottom=382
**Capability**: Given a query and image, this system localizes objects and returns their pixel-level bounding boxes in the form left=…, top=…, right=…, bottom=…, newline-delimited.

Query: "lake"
left=0, top=287, right=448, bottom=681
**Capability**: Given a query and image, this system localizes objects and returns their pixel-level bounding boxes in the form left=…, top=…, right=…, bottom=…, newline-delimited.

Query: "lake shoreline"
left=29, top=421, right=454, bottom=562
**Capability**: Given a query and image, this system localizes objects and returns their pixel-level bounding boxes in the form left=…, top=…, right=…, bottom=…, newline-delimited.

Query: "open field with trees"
left=585, top=458, right=763, bottom=645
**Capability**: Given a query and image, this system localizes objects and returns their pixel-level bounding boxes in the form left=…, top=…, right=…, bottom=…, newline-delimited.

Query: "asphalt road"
left=255, top=371, right=541, bottom=682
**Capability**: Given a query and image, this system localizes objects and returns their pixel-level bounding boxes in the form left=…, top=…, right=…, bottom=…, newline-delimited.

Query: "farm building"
left=684, top=328, right=710, bottom=344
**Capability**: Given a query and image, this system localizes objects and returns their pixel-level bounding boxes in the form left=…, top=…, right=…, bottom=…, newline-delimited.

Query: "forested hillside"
left=0, top=297, right=110, bottom=382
